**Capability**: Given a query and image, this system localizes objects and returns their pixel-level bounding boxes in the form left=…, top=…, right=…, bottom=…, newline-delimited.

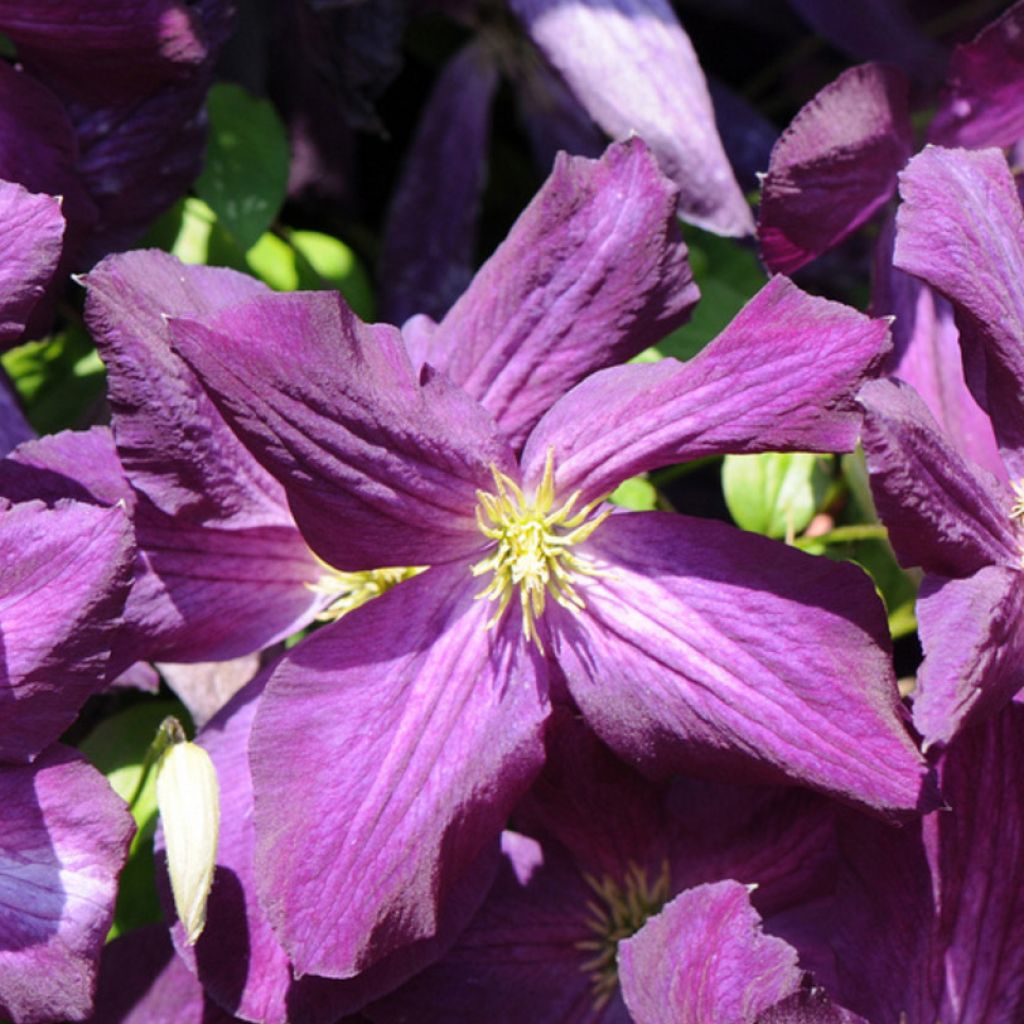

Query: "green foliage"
left=722, top=452, right=832, bottom=540
left=195, top=83, right=290, bottom=250
left=609, top=475, right=659, bottom=511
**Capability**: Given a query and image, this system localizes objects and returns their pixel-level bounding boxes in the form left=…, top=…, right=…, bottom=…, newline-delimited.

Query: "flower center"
left=470, top=450, right=610, bottom=650
left=575, top=861, right=672, bottom=1009
left=308, top=561, right=426, bottom=621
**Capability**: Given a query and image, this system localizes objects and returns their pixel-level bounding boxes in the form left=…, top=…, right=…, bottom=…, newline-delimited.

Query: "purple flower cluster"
left=2, top=1, right=1024, bottom=1022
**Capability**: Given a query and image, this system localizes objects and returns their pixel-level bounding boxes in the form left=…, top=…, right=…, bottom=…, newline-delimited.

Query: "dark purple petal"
left=554, top=512, right=930, bottom=816
left=0, top=375, right=31, bottom=457
left=894, top=145, right=1024, bottom=477
left=0, top=180, right=63, bottom=343
left=619, top=882, right=802, bottom=1024
left=82, top=251, right=283, bottom=528
left=0, top=500, right=133, bottom=761
left=0, top=746, right=134, bottom=1024
left=421, top=138, right=698, bottom=449
left=251, top=564, right=549, bottom=978
left=170, top=291, right=514, bottom=571
left=708, top=78, right=779, bottom=194
left=929, top=1, right=1024, bottom=149
left=510, top=0, right=753, bottom=236
left=522, top=276, right=889, bottom=504
left=758, top=64, right=912, bottom=275
left=912, top=567, right=1024, bottom=747
left=756, top=986, right=867, bottom=1024
left=378, top=39, right=499, bottom=325
left=86, top=924, right=237, bottom=1023
left=858, top=378, right=1017, bottom=577
left=874, top=221, right=1003, bottom=481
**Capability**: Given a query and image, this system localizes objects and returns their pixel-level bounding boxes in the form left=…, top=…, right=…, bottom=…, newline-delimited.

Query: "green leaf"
left=722, top=452, right=832, bottom=539
left=79, top=699, right=193, bottom=939
left=195, top=83, right=290, bottom=249
left=289, top=230, right=375, bottom=320
left=609, top=475, right=659, bottom=511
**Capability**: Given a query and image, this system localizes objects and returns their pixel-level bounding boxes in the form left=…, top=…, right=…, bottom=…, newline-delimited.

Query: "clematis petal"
left=0, top=745, right=134, bottom=1024
left=618, top=881, right=802, bottom=1024
left=82, top=250, right=283, bottom=528
left=379, top=39, right=499, bottom=325
left=756, top=987, right=868, bottom=1024
left=758, top=64, right=912, bottom=275
left=170, top=291, right=515, bottom=570
left=0, top=499, right=133, bottom=761
left=0, top=179, right=63, bottom=344
left=522, top=276, right=888, bottom=504
left=251, top=564, right=549, bottom=979
left=912, top=567, right=1024, bottom=747
left=420, top=138, right=698, bottom=449
left=509, top=0, right=753, bottom=237
left=929, top=1, right=1024, bottom=150
left=894, top=145, right=1024, bottom=478
left=553, top=512, right=930, bottom=816
left=0, top=375, right=31, bottom=456
left=858, top=378, right=1017, bottom=577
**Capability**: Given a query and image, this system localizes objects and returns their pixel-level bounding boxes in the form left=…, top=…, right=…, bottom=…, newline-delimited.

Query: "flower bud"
left=156, top=740, right=220, bottom=944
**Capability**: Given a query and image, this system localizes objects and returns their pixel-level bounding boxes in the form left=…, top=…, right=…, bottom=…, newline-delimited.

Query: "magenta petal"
left=1, top=500, right=133, bottom=761
left=170, top=291, right=513, bottom=570
left=619, top=881, right=802, bottom=1024
left=555, top=513, right=929, bottom=816
left=858, top=378, right=1017, bottom=577
left=510, top=0, right=752, bottom=236
left=929, top=1, right=1024, bottom=149
left=894, top=145, right=1024, bottom=478
left=0, top=180, right=63, bottom=343
left=913, top=567, right=1024, bottom=747
left=0, top=746, right=134, bottom=1024
left=251, top=564, right=549, bottom=978
left=758, top=63, right=912, bottom=275
left=522, top=276, right=889, bottom=504
left=422, top=138, right=698, bottom=449
left=379, top=39, right=499, bottom=324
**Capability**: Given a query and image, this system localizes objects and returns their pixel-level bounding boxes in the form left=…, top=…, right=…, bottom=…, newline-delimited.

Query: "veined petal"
left=913, top=567, right=1024, bottom=747
left=522, top=276, right=888, bottom=504
left=0, top=180, right=63, bottom=344
left=554, top=513, right=930, bottom=816
left=894, top=145, right=1024, bottom=478
left=0, top=375, right=32, bottom=458
left=929, top=1, right=1024, bottom=149
left=858, top=378, right=1017, bottom=577
left=510, top=0, right=753, bottom=237
left=82, top=250, right=285, bottom=529
left=0, top=499, right=133, bottom=761
left=619, top=882, right=802, bottom=1024
left=379, top=39, right=499, bottom=325
left=251, top=564, right=549, bottom=978
left=0, top=746, right=133, bottom=1024
left=421, top=138, right=698, bottom=449
left=170, top=291, right=513, bottom=570
left=758, top=64, right=912, bottom=275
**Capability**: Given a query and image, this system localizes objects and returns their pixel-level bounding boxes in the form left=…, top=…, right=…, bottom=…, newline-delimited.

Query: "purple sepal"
left=894, top=145, right=1024, bottom=480
left=554, top=512, right=930, bottom=816
left=759, top=63, right=912, bottom=275
left=0, top=374, right=31, bottom=457
left=378, top=39, right=499, bottom=325
left=509, top=0, right=753, bottom=236
left=756, top=986, right=868, bottom=1024
left=857, top=378, right=1017, bottom=578
left=929, top=1, right=1024, bottom=149
left=619, top=882, right=802, bottom=1024
left=0, top=745, right=134, bottom=1024
left=0, top=499, right=133, bottom=761
left=251, top=564, right=549, bottom=978
left=522, top=276, right=889, bottom=505
left=420, top=138, right=699, bottom=449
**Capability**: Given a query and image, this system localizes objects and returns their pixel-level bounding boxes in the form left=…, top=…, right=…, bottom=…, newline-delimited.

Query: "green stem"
left=791, top=523, right=889, bottom=550
left=126, top=716, right=186, bottom=810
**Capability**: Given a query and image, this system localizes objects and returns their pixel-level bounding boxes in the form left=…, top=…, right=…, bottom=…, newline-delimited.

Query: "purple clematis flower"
left=163, top=139, right=929, bottom=988
left=366, top=714, right=842, bottom=1022
left=857, top=144, right=1024, bottom=747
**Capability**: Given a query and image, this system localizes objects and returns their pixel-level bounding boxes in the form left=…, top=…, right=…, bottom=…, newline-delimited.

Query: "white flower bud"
left=156, top=740, right=220, bottom=945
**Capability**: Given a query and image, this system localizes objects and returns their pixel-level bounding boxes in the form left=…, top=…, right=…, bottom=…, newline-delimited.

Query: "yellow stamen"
left=470, top=450, right=610, bottom=651
left=307, top=560, right=426, bottom=621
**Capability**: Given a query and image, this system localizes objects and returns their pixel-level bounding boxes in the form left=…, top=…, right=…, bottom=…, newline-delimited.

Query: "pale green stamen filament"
left=470, top=451, right=610, bottom=650
left=1009, top=480, right=1024, bottom=568
left=575, top=861, right=672, bottom=1009
left=307, top=560, right=426, bottom=621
